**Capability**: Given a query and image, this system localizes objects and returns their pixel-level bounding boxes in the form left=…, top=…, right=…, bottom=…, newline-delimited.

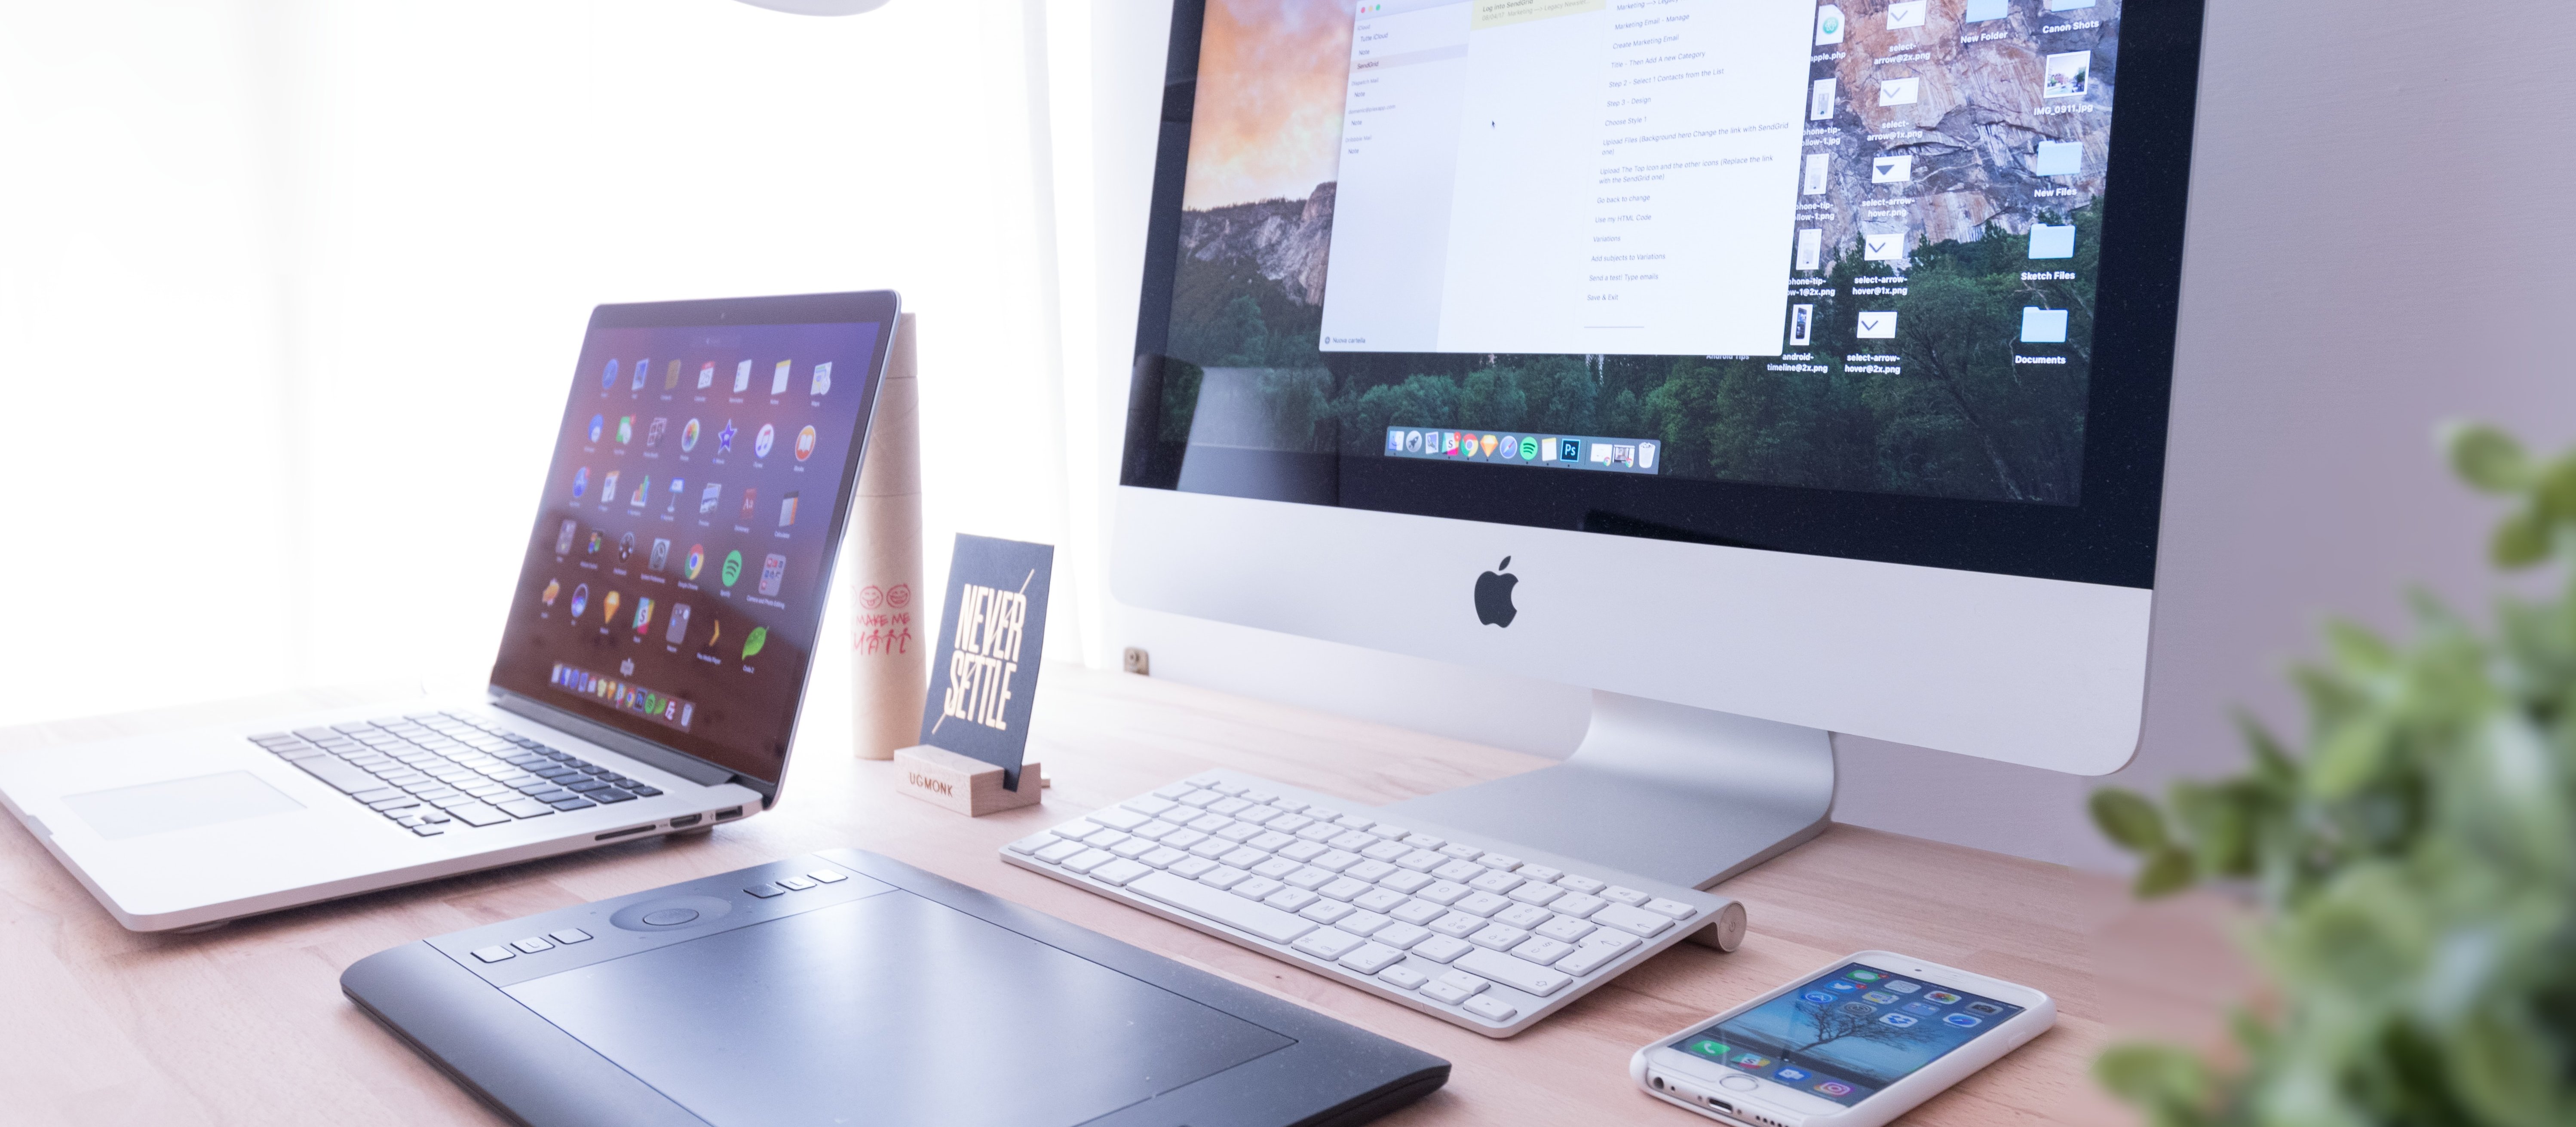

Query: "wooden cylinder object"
left=846, top=313, right=925, bottom=759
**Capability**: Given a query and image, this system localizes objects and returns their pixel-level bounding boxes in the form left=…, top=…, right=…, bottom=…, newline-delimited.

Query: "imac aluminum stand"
left=1388, top=691, right=1834, bottom=894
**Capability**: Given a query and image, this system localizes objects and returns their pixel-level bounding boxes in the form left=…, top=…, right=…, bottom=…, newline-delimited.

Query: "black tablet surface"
left=343, top=848, right=1449, bottom=1127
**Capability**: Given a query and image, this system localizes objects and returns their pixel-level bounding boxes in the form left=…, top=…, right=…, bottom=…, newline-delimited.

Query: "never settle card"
left=919, top=534, right=1053, bottom=789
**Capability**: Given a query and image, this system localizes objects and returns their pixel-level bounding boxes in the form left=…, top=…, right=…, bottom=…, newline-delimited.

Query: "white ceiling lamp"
left=732, top=0, right=890, bottom=14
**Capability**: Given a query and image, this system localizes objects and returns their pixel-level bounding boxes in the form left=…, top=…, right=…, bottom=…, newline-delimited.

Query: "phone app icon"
left=541, top=579, right=560, bottom=606
left=754, top=423, right=776, bottom=459
left=1829, top=980, right=1858, bottom=992
left=699, top=482, right=722, bottom=515
left=1966, top=1001, right=2005, bottom=1016
left=740, top=488, right=757, bottom=522
left=742, top=625, right=767, bottom=660
left=663, top=360, right=680, bottom=390
left=1815, top=1081, right=1853, bottom=1097
left=586, top=531, right=603, bottom=555
left=770, top=359, right=792, bottom=396
left=1863, top=991, right=1898, bottom=1004
left=1685, top=1039, right=1730, bottom=1061
left=777, top=491, right=799, bottom=528
left=681, top=418, right=701, bottom=451
left=721, top=550, right=744, bottom=588
left=665, top=603, right=692, bottom=645
left=587, top=415, right=605, bottom=442
left=647, top=418, right=667, bottom=446
left=616, top=416, right=634, bottom=445
left=1776, top=1067, right=1811, bottom=1083
left=632, top=596, right=655, bottom=639
left=1924, top=991, right=1962, bottom=1005
left=1903, top=1001, right=1941, bottom=1016
left=810, top=361, right=832, bottom=395
left=1729, top=1053, right=1773, bottom=1071
left=555, top=519, right=578, bottom=555
left=794, top=425, right=816, bottom=461
left=601, top=590, right=622, bottom=626
left=1518, top=436, right=1539, bottom=460
left=698, top=361, right=716, bottom=390
left=601, top=360, right=620, bottom=391
left=629, top=475, right=652, bottom=507
left=569, top=583, right=589, bottom=619
left=602, top=471, right=619, bottom=504
left=1885, top=981, right=1921, bottom=994
left=571, top=467, right=589, bottom=500
left=617, top=532, right=636, bottom=561
left=1846, top=970, right=1883, bottom=982
left=1944, top=1013, right=1981, bottom=1028
left=759, top=553, right=785, bottom=596
left=1879, top=1013, right=1919, bottom=1028
left=1801, top=991, right=1836, bottom=1005
left=649, top=537, right=672, bottom=571
left=733, top=359, right=752, bottom=393
left=1558, top=438, right=1582, bottom=462
left=630, top=359, right=649, bottom=391
left=717, top=420, right=737, bottom=454
left=1841, top=1002, right=1877, bottom=1016
left=681, top=544, right=706, bottom=580
left=662, top=479, right=681, bottom=512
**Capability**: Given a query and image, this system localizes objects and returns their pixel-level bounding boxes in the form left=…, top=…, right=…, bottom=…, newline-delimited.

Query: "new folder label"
left=918, top=534, right=1054, bottom=789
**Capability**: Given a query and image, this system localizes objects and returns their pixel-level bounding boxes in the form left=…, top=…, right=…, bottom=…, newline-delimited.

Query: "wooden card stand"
left=890, top=744, right=1046, bottom=816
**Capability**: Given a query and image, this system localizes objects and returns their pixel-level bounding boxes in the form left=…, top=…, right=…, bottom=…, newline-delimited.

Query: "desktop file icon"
left=2021, top=308, right=2069, bottom=343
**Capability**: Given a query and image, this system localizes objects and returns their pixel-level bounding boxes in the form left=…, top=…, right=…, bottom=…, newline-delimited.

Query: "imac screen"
left=1128, top=0, right=2198, bottom=587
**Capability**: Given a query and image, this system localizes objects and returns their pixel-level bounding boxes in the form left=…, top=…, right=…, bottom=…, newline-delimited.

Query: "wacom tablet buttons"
left=609, top=894, right=733, bottom=932
left=810, top=870, right=848, bottom=883
left=470, top=945, right=515, bottom=963
left=744, top=884, right=785, bottom=899
left=776, top=876, right=817, bottom=891
left=549, top=928, right=592, bottom=945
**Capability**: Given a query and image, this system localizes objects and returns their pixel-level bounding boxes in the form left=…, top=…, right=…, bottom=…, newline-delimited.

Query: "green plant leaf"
left=2135, top=846, right=2197, bottom=897
left=2309, top=719, right=2390, bottom=798
left=2491, top=507, right=2548, bottom=569
left=2095, top=1042, right=2211, bottom=1110
left=2444, top=422, right=2531, bottom=494
left=2091, top=789, right=2169, bottom=854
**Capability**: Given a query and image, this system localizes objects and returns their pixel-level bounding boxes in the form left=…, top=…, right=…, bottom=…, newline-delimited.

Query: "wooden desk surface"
left=0, top=667, right=2141, bottom=1126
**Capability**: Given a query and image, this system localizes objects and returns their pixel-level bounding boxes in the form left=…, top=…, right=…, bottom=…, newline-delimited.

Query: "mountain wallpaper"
left=1158, top=0, right=2119, bottom=505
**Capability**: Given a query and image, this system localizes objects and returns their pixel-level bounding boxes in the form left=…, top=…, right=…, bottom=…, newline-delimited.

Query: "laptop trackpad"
left=506, top=890, right=1295, bottom=1127
left=63, top=771, right=307, bottom=840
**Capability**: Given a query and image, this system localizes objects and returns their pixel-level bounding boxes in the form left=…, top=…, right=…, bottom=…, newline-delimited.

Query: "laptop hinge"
left=486, top=688, right=776, bottom=803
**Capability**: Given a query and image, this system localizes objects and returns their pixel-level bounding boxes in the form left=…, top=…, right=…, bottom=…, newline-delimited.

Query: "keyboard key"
left=1220, top=846, right=1270, bottom=869
left=1121, top=795, right=1180, bottom=819
left=412, top=825, right=446, bottom=837
left=1175, top=789, right=1224, bottom=808
left=591, top=790, right=637, bottom=804
left=1214, top=823, right=1262, bottom=843
left=1247, top=831, right=1297, bottom=852
left=1432, top=859, right=1485, bottom=883
left=1493, top=902, right=1552, bottom=930
left=1052, top=820, right=1105, bottom=841
left=1287, top=925, right=1364, bottom=961
left=1438, top=842, right=1484, bottom=860
left=1309, top=851, right=1361, bottom=874
left=1469, top=923, right=1530, bottom=951
left=1318, top=876, right=1373, bottom=902
left=1141, top=847, right=1190, bottom=869
left=1267, top=814, right=1315, bottom=833
left=511, top=937, right=554, bottom=954
left=1644, top=897, right=1700, bottom=921
left=1187, top=838, right=1235, bottom=860
left=1478, top=854, right=1524, bottom=873
left=1327, top=830, right=1375, bottom=851
left=497, top=798, right=556, bottom=819
left=1577, top=929, right=1642, bottom=956
left=1128, top=820, right=1181, bottom=841
left=1427, top=912, right=1486, bottom=939
left=1263, top=887, right=1320, bottom=912
left=1416, top=881, right=1471, bottom=906
left=1467, top=870, right=1524, bottom=895
left=350, top=787, right=401, bottom=803
left=1378, top=870, right=1435, bottom=894
left=1150, top=782, right=1199, bottom=800
left=1205, top=781, right=1250, bottom=796
left=1592, top=903, right=1676, bottom=938
left=1277, top=840, right=1328, bottom=862
left=1601, top=885, right=1651, bottom=906
left=1250, top=857, right=1301, bottom=880
left=1344, top=859, right=1398, bottom=884
left=368, top=796, right=423, bottom=811
left=549, top=928, right=592, bottom=944
left=1162, top=829, right=1211, bottom=851
left=1334, top=911, right=1390, bottom=937
left=1340, top=942, right=1405, bottom=974
left=1298, top=900, right=1353, bottom=924
left=1552, top=943, right=1624, bottom=976
left=1087, top=807, right=1152, bottom=832
left=1534, top=916, right=1598, bottom=944
left=1506, top=882, right=1565, bottom=907
left=1389, top=900, right=1448, bottom=926
left=1232, top=805, right=1279, bottom=826
left=1401, top=834, right=1446, bottom=851
left=450, top=804, right=512, bottom=827
left=1091, top=859, right=1152, bottom=887
left=1034, top=839, right=1085, bottom=863
left=1352, top=887, right=1409, bottom=913
left=1360, top=840, right=1411, bottom=863
left=1451, top=891, right=1512, bottom=918
left=1168, top=856, right=1219, bottom=878
left=1512, top=937, right=1576, bottom=966
left=1208, top=797, right=1252, bottom=816
left=1414, top=935, right=1473, bottom=964
left=1007, top=832, right=1057, bottom=854
left=1127, top=871, right=1314, bottom=944
left=1061, top=849, right=1117, bottom=875
left=1455, top=947, right=1573, bottom=997
left=1551, top=893, right=1607, bottom=918
left=1380, top=964, right=1430, bottom=990
left=1463, top=995, right=1519, bottom=1022
left=1086, top=831, right=1133, bottom=852
left=1294, top=823, right=1341, bottom=843
left=471, top=945, right=515, bottom=963
left=1197, top=866, right=1249, bottom=889
left=1110, top=838, right=1158, bottom=860
left=1375, top=923, right=1432, bottom=949
left=1426, top=969, right=1488, bottom=1002
left=1518, top=865, right=1564, bottom=884
left=1231, top=876, right=1285, bottom=901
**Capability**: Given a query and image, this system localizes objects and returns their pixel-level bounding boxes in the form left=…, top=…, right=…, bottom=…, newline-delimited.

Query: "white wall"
left=1069, top=0, right=2576, bottom=869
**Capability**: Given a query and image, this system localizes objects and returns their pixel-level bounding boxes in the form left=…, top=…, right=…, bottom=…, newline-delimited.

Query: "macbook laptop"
left=0, top=290, right=901, bottom=931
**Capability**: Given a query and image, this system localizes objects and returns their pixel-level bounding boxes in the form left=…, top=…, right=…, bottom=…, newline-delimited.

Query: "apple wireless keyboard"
left=1001, top=769, right=1746, bottom=1037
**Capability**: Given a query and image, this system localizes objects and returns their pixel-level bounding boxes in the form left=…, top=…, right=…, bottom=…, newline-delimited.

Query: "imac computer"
left=1111, top=0, right=2206, bottom=893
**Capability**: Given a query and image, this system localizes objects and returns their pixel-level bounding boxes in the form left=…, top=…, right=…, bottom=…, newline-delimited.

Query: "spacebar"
left=1126, top=872, right=1315, bottom=943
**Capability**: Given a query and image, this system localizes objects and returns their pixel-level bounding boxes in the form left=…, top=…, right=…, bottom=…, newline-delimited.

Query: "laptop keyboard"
left=250, top=712, right=663, bottom=837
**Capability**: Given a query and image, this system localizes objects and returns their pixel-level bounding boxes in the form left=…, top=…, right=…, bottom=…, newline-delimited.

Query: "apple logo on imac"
left=1474, top=557, right=1518, bottom=627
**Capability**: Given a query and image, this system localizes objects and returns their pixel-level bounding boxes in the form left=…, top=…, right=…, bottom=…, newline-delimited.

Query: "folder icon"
left=1966, top=0, right=2008, bottom=20
left=2034, top=141, right=2082, bottom=176
left=1878, top=77, right=1921, bottom=106
left=2021, top=308, right=2069, bottom=343
left=2028, top=224, right=2076, bottom=259
left=2048, top=0, right=2096, bottom=9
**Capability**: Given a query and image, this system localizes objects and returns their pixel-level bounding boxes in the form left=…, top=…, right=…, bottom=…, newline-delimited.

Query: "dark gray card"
left=918, top=534, right=1053, bottom=789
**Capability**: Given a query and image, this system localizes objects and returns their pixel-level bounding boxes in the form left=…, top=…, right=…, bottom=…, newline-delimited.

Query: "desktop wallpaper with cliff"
left=1156, top=0, right=2116, bottom=505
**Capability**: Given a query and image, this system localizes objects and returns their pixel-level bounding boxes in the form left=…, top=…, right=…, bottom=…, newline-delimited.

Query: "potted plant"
left=2089, top=424, right=2575, bottom=1127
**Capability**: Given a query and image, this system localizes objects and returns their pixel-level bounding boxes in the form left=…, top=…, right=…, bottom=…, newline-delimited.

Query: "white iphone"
left=1630, top=951, right=2055, bottom=1127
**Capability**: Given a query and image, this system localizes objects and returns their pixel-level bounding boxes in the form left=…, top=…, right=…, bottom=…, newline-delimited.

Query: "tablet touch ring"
left=610, top=894, right=733, bottom=932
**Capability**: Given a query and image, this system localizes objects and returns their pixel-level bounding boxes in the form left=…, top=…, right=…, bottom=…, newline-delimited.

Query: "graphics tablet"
left=343, top=848, right=1449, bottom=1127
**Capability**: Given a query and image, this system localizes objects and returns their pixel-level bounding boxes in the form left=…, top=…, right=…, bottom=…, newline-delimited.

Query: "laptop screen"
left=488, top=293, right=898, bottom=784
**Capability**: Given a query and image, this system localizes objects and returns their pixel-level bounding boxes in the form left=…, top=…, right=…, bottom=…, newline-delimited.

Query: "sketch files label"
left=917, top=534, right=1054, bottom=789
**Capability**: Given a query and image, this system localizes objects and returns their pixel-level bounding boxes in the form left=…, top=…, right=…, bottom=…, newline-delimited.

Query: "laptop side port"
left=714, top=806, right=744, bottom=821
left=594, top=824, right=656, bottom=841
left=669, top=814, right=703, bottom=829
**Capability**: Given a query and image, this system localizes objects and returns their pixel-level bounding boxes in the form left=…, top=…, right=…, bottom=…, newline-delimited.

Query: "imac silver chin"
left=1113, top=485, right=2153, bottom=891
